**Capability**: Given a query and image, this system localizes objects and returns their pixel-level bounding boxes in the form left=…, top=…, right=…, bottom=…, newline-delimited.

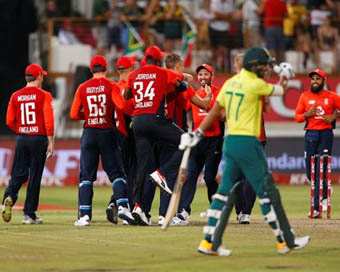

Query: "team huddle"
left=4, top=44, right=340, bottom=256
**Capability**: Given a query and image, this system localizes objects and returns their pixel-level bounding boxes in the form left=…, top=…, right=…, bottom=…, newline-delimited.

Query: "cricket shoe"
left=2, top=196, right=13, bottom=223
left=150, top=170, right=172, bottom=195
left=132, top=204, right=151, bottom=226
left=308, top=210, right=320, bottom=218
left=118, top=206, right=136, bottom=225
left=158, top=216, right=185, bottom=226
left=277, top=236, right=310, bottom=254
left=106, top=203, right=118, bottom=224
left=293, top=236, right=310, bottom=250
left=277, top=241, right=290, bottom=254
left=176, top=209, right=190, bottom=225
left=239, top=214, right=250, bottom=224
left=321, top=199, right=327, bottom=212
left=74, top=215, right=90, bottom=226
left=122, top=220, right=129, bottom=225
left=198, top=239, right=232, bottom=256
left=22, top=214, right=43, bottom=224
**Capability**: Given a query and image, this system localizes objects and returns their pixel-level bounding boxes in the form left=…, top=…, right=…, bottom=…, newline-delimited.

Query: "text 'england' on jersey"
left=7, top=86, right=54, bottom=136
left=128, top=65, right=180, bottom=116
left=78, top=78, right=116, bottom=129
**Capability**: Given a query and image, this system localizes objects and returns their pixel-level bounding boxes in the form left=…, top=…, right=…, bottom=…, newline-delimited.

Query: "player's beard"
left=199, top=78, right=211, bottom=87
left=311, top=82, right=324, bottom=93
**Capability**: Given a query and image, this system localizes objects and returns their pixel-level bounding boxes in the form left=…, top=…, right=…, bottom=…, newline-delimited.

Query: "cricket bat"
left=161, top=147, right=191, bottom=231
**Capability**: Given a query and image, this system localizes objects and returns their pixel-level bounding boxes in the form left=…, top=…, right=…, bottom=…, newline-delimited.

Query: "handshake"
left=178, top=129, right=204, bottom=150
left=273, top=62, right=295, bottom=79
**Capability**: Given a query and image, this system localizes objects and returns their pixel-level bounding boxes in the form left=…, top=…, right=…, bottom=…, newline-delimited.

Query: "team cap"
left=116, top=56, right=138, bottom=70
left=196, top=64, right=214, bottom=75
left=309, top=69, right=326, bottom=80
left=90, top=55, right=107, bottom=70
left=145, top=46, right=165, bottom=60
left=25, top=64, right=47, bottom=77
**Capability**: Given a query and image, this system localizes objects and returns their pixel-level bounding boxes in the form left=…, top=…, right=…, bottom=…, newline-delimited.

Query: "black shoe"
left=106, top=203, right=118, bottom=224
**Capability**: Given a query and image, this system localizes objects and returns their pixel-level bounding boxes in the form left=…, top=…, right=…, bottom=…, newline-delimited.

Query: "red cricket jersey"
left=127, top=64, right=181, bottom=116
left=264, top=0, right=287, bottom=28
left=295, top=89, right=340, bottom=130
left=189, top=85, right=223, bottom=137
left=6, top=86, right=54, bottom=136
left=70, top=77, right=123, bottom=129
left=115, top=79, right=135, bottom=136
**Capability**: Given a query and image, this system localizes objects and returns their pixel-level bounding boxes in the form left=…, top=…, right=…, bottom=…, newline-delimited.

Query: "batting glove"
left=273, top=62, right=295, bottom=79
left=179, top=129, right=204, bottom=150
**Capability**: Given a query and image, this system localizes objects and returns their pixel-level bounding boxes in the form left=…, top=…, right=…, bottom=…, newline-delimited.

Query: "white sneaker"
left=22, top=214, right=43, bottom=224
left=132, top=204, right=151, bottom=226
left=239, top=214, right=250, bottom=224
left=150, top=170, right=172, bottom=195
left=308, top=210, right=319, bottom=218
left=122, top=220, right=129, bottom=225
left=321, top=199, right=327, bottom=212
left=158, top=216, right=185, bottom=226
left=118, top=206, right=136, bottom=225
left=74, top=215, right=90, bottom=226
left=177, top=209, right=190, bottom=225
left=293, top=236, right=310, bottom=250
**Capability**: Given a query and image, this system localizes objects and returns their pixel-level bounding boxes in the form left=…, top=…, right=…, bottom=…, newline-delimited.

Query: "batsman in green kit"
left=179, top=47, right=310, bottom=256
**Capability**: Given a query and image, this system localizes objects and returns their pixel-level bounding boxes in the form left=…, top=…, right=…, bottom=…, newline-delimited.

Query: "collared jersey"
left=6, top=86, right=54, bottom=136
left=295, top=89, right=340, bottom=130
left=127, top=64, right=181, bottom=116
left=217, top=69, right=274, bottom=137
left=189, top=85, right=223, bottom=137
left=70, top=77, right=123, bottom=129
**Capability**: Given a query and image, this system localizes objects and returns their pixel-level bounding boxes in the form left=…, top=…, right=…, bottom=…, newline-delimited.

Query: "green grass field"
left=0, top=185, right=339, bottom=272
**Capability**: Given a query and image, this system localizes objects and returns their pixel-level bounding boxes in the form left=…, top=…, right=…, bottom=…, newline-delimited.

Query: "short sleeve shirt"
left=217, top=69, right=273, bottom=137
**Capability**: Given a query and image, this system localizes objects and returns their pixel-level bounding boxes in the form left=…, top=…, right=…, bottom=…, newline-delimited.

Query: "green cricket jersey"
left=216, top=68, right=274, bottom=137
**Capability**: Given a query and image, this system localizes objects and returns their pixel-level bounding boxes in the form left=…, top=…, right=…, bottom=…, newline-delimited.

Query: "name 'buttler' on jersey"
left=70, top=77, right=124, bottom=128
left=295, top=88, right=340, bottom=130
left=127, top=64, right=182, bottom=116
left=6, top=86, right=54, bottom=136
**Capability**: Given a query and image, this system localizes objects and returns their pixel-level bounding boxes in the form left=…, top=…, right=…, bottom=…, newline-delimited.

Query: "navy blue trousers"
left=142, top=141, right=177, bottom=217
left=178, top=136, right=223, bottom=214
left=3, top=135, right=47, bottom=216
left=78, top=128, right=127, bottom=218
left=133, top=114, right=184, bottom=208
left=304, top=129, right=333, bottom=210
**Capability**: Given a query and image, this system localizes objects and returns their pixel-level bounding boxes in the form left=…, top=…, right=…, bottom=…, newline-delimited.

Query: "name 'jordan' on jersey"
left=71, top=77, right=122, bottom=129
left=128, top=64, right=181, bottom=116
left=6, top=86, right=54, bottom=136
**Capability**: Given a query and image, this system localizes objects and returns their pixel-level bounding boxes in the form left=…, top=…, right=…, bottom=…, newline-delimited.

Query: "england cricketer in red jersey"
left=124, top=46, right=189, bottom=225
left=295, top=69, right=340, bottom=217
left=71, top=55, right=135, bottom=226
left=105, top=55, right=138, bottom=225
left=177, top=64, right=224, bottom=224
left=2, top=64, right=54, bottom=224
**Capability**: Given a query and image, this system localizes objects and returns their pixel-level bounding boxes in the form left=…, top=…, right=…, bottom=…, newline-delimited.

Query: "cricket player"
left=177, top=63, right=224, bottom=224
left=105, top=55, right=138, bottom=225
left=180, top=46, right=310, bottom=256
left=124, top=46, right=191, bottom=225
left=71, top=55, right=135, bottom=226
left=142, top=53, right=213, bottom=226
left=2, top=64, right=54, bottom=224
left=295, top=69, right=340, bottom=218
